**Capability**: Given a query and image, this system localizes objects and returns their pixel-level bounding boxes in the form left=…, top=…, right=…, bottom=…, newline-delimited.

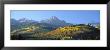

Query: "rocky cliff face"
left=40, top=16, right=72, bottom=26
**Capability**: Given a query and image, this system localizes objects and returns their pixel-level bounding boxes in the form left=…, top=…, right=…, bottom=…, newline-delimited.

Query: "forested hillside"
left=11, top=16, right=100, bottom=40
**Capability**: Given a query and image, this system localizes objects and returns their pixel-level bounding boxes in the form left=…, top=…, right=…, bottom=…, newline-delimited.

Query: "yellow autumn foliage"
left=46, top=26, right=82, bottom=37
left=26, top=29, right=33, bottom=32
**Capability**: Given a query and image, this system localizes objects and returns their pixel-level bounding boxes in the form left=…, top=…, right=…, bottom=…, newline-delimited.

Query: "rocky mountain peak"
left=50, top=16, right=59, bottom=20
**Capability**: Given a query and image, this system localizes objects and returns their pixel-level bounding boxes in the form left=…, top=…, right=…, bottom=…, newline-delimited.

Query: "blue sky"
left=11, top=10, right=100, bottom=24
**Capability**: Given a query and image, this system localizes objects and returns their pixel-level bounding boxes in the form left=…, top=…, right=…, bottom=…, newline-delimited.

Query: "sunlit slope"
left=11, top=24, right=100, bottom=40
left=11, top=25, right=51, bottom=40
left=44, top=25, right=100, bottom=40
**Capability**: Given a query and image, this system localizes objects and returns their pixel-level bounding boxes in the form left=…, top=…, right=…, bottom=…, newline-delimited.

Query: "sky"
left=11, top=10, right=100, bottom=24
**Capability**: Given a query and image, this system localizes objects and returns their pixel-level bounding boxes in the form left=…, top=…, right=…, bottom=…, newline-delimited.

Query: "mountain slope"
left=11, top=17, right=100, bottom=40
left=44, top=25, right=100, bottom=40
left=40, top=16, right=72, bottom=27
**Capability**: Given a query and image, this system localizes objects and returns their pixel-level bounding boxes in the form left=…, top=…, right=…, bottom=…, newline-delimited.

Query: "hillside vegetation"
left=11, top=16, right=100, bottom=40
left=11, top=24, right=100, bottom=40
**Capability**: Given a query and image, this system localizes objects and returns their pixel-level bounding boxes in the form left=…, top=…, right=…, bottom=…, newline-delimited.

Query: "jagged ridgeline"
left=11, top=16, right=100, bottom=40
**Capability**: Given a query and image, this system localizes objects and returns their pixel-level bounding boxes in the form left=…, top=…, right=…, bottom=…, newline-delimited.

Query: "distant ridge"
left=18, top=18, right=38, bottom=23
left=40, top=16, right=72, bottom=26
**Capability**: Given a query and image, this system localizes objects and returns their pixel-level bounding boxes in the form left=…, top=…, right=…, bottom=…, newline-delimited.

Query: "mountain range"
left=11, top=16, right=100, bottom=40
left=11, top=16, right=72, bottom=28
left=11, top=16, right=99, bottom=31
